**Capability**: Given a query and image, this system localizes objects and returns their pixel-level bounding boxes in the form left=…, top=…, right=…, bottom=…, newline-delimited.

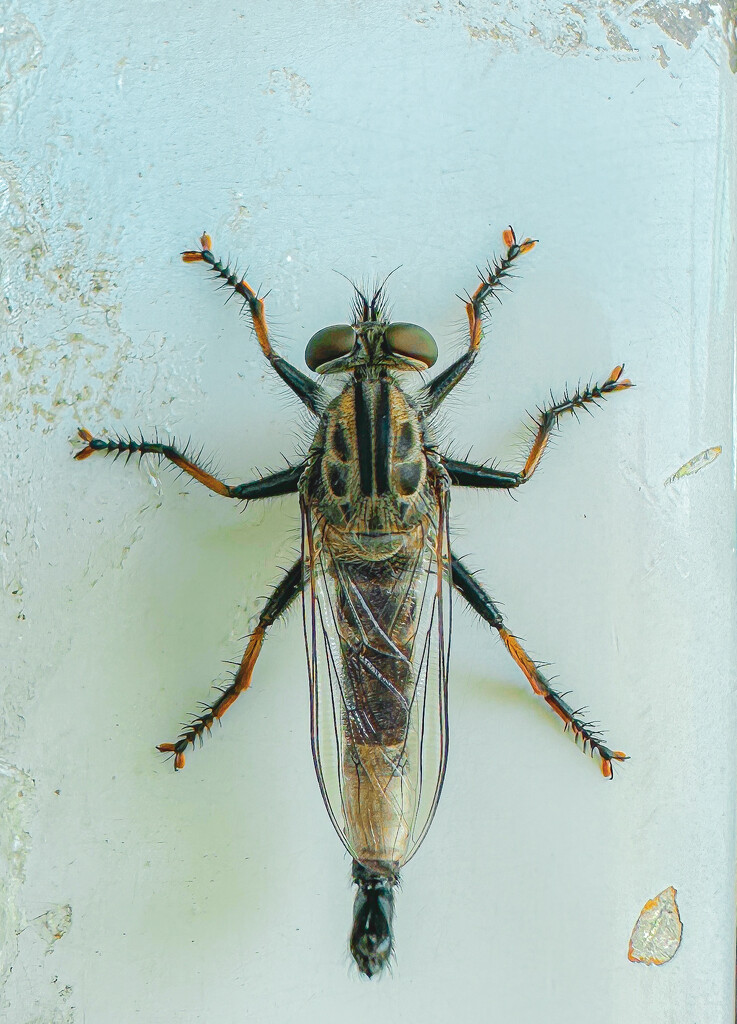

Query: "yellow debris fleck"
left=665, top=446, right=721, bottom=485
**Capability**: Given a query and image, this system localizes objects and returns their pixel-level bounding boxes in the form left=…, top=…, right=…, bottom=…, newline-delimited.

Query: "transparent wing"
left=301, top=496, right=451, bottom=870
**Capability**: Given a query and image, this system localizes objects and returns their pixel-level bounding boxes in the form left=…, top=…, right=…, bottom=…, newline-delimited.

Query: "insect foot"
left=157, top=741, right=187, bottom=771
left=566, top=717, right=628, bottom=780
left=73, top=428, right=110, bottom=460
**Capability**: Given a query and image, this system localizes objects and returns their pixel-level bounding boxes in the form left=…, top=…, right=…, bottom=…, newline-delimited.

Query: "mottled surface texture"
left=0, top=1, right=734, bottom=1021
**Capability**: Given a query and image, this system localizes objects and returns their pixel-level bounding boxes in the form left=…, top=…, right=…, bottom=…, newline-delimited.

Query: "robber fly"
left=75, top=227, right=631, bottom=976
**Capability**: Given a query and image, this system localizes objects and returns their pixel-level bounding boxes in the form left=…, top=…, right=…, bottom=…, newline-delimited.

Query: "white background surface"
left=1, top=2, right=735, bottom=1021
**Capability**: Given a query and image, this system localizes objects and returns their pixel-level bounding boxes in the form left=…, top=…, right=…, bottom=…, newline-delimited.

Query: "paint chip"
left=31, top=904, right=72, bottom=947
left=139, top=452, right=163, bottom=491
left=664, top=446, right=721, bottom=485
left=628, top=886, right=682, bottom=964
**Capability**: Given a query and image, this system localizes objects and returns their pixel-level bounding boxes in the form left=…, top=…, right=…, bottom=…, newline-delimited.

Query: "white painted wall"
left=1, top=2, right=735, bottom=1021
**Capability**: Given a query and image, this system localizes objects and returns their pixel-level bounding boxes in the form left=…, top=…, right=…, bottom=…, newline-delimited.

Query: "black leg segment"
left=450, top=552, right=626, bottom=778
left=231, top=464, right=304, bottom=500
left=183, top=234, right=325, bottom=416
left=444, top=365, right=634, bottom=491
left=449, top=553, right=504, bottom=627
left=444, top=460, right=522, bottom=489
left=158, top=558, right=304, bottom=769
left=75, top=429, right=304, bottom=501
left=422, top=228, right=537, bottom=415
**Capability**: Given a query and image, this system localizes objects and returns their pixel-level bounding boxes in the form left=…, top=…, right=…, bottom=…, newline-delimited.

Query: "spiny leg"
left=444, top=365, right=634, bottom=489
left=422, top=227, right=537, bottom=415
left=450, top=552, right=626, bottom=778
left=183, top=233, right=325, bottom=416
left=74, top=429, right=304, bottom=500
left=158, top=558, right=303, bottom=769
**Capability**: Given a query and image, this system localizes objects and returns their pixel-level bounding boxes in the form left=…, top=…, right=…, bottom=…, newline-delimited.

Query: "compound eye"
left=305, top=325, right=354, bottom=371
left=384, top=323, right=438, bottom=368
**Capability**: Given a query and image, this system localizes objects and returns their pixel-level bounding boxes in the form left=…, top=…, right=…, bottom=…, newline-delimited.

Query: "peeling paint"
left=24, top=1009, right=75, bottom=1024
left=466, top=17, right=517, bottom=44
left=30, top=904, right=72, bottom=948
left=266, top=67, right=311, bottom=110
left=138, top=453, right=164, bottom=493
left=0, top=11, right=43, bottom=124
left=0, top=761, right=33, bottom=986
left=628, top=886, right=683, bottom=964
left=0, top=0, right=730, bottom=1015
left=653, top=42, right=671, bottom=66
left=410, top=0, right=735, bottom=65
left=725, top=2, right=737, bottom=70
left=0, top=141, right=203, bottom=797
left=0, top=160, right=203, bottom=433
left=633, top=1, right=715, bottom=49
left=227, top=189, right=253, bottom=234
left=600, top=11, right=635, bottom=52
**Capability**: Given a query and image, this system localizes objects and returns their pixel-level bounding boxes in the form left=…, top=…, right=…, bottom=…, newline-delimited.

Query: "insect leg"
left=450, top=552, right=626, bottom=778
left=74, top=429, right=304, bottom=499
left=182, top=233, right=325, bottom=416
left=443, top=365, right=634, bottom=489
left=158, top=558, right=304, bottom=769
left=422, top=227, right=537, bottom=415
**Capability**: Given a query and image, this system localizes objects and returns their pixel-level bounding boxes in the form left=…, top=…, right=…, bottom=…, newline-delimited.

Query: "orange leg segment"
left=423, top=226, right=536, bottom=413
left=74, top=429, right=303, bottom=500
left=465, top=227, right=537, bottom=354
left=158, top=559, right=303, bottom=769
left=520, top=365, right=633, bottom=483
left=497, top=627, right=627, bottom=778
left=444, top=366, right=633, bottom=492
left=451, top=553, right=626, bottom=778
left=182, top=233, right=324, bottom=416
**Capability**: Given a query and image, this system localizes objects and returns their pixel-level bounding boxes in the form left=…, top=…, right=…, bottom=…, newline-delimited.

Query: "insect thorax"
left=302, top=373, right=434, bottom=536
